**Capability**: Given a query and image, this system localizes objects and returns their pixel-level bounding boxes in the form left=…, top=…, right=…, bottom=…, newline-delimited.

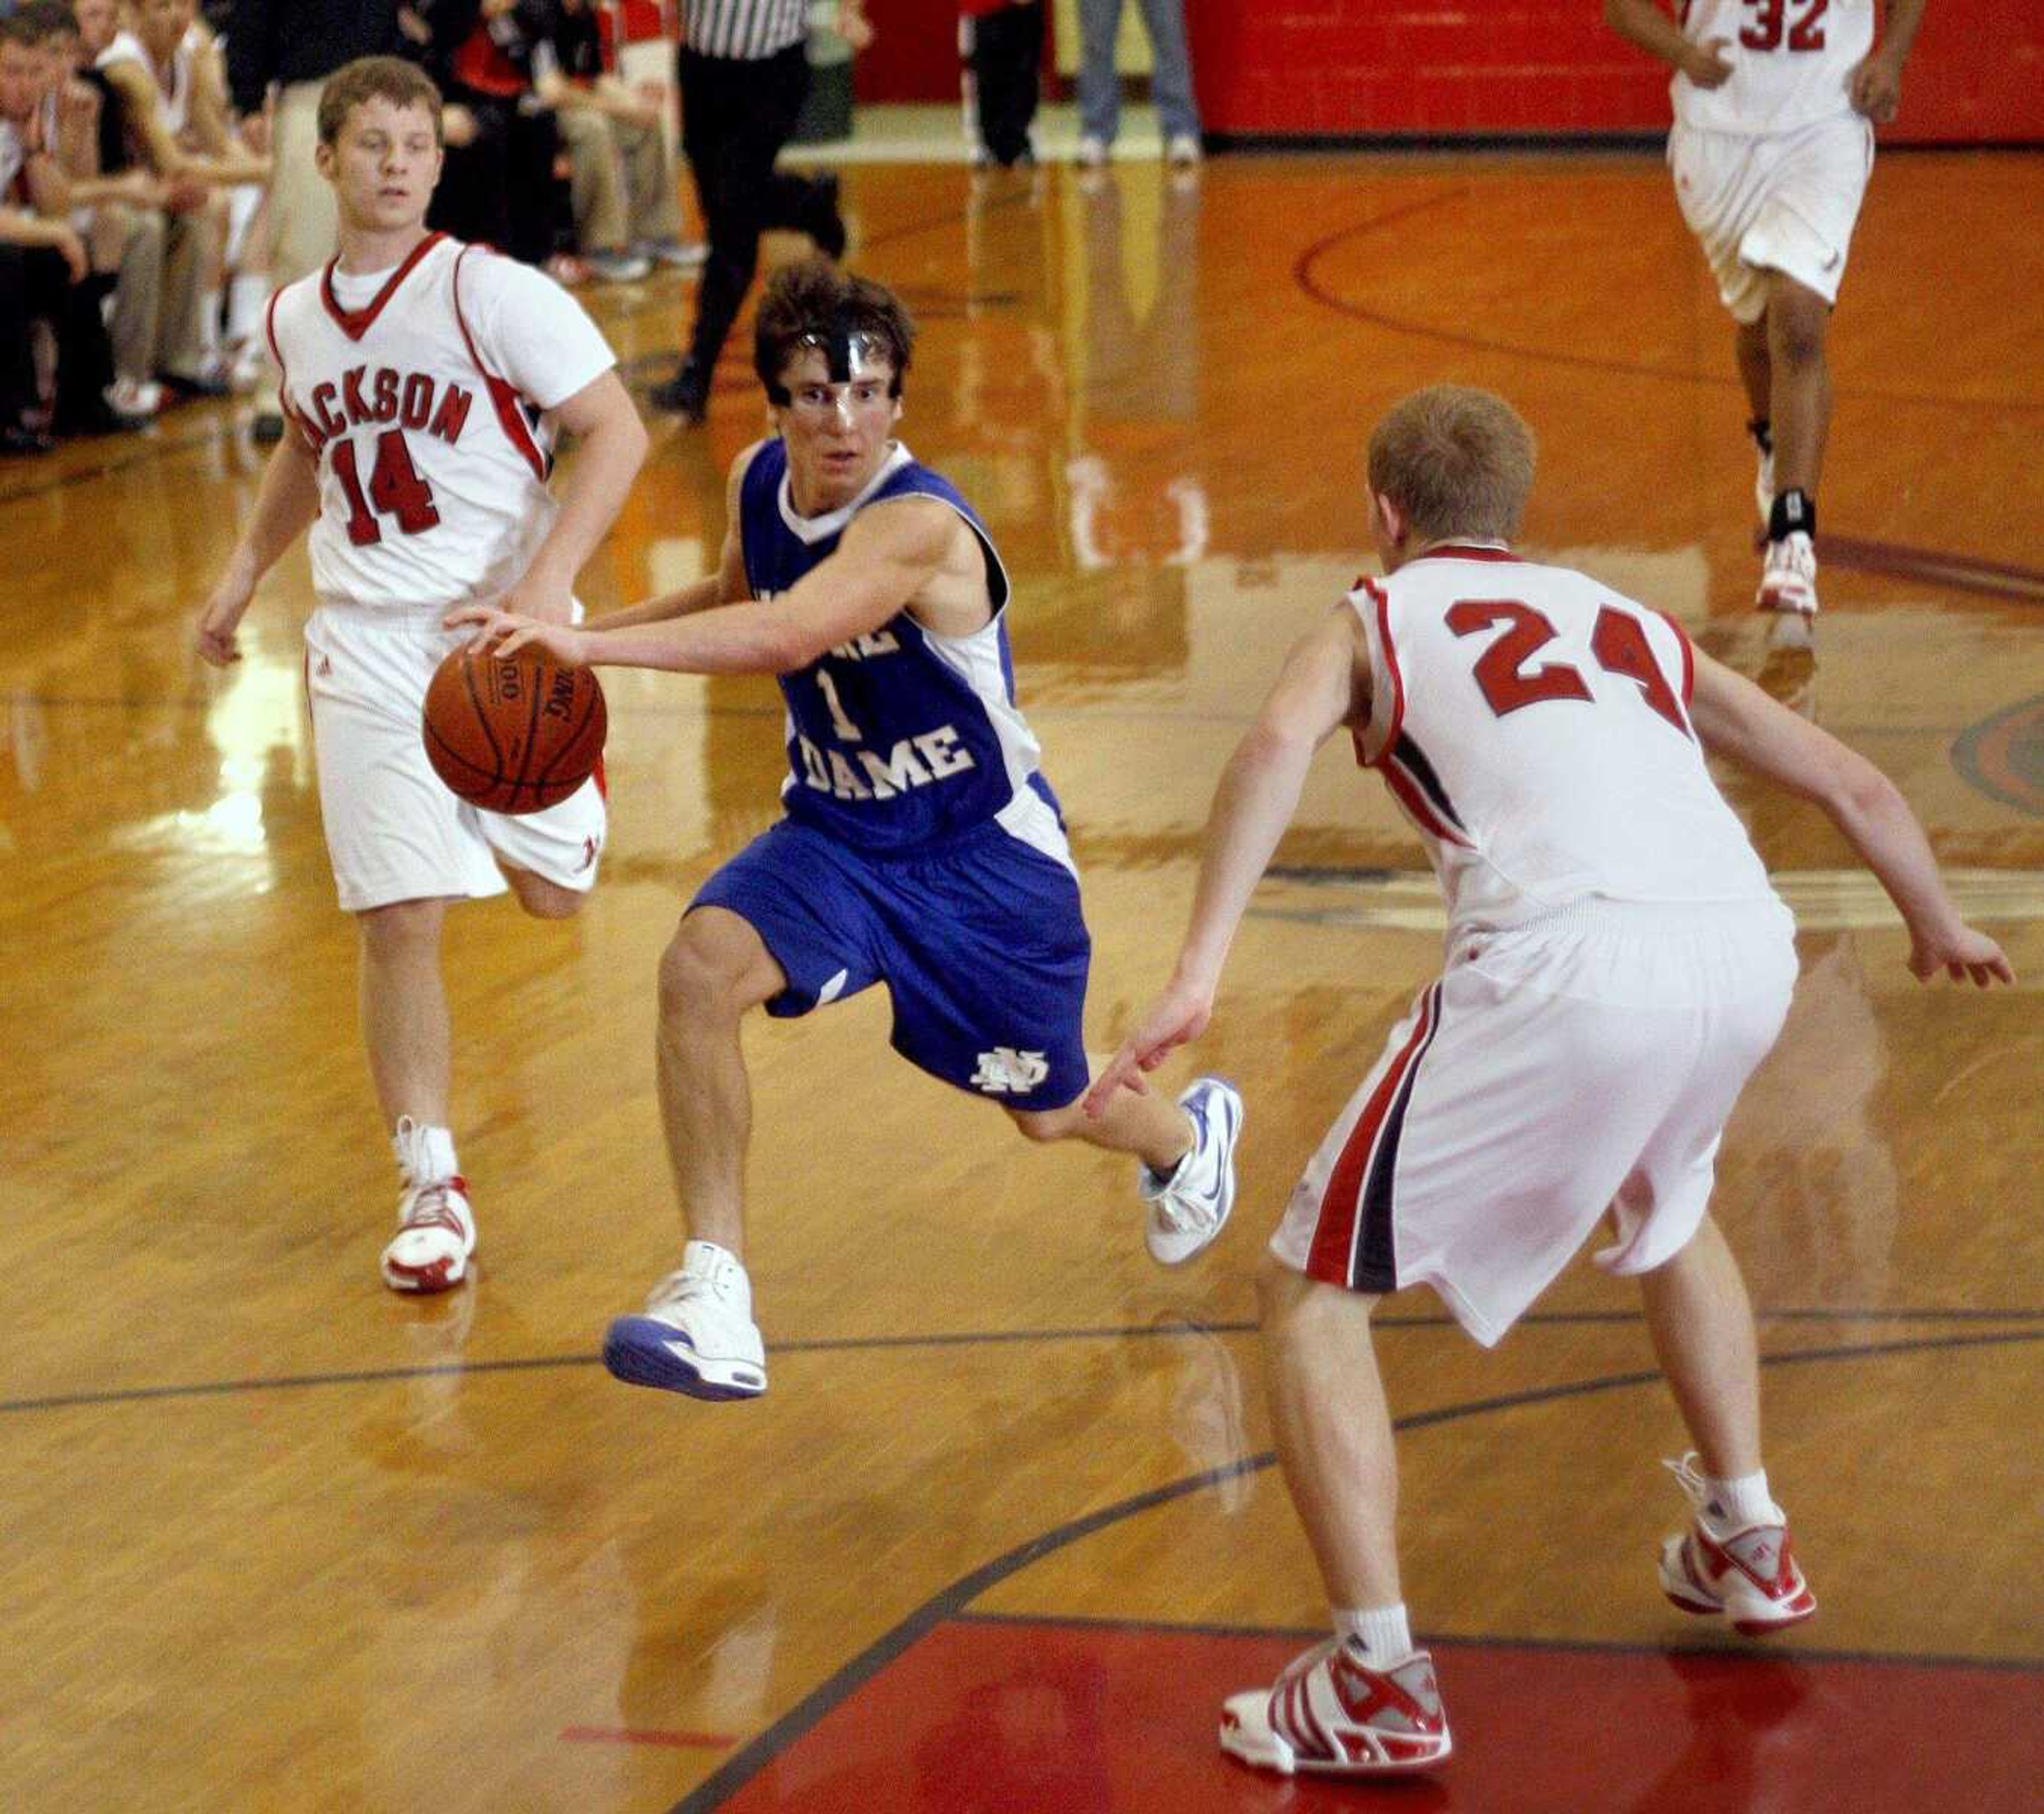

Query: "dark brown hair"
left=754, top=258, right=915, bottom=402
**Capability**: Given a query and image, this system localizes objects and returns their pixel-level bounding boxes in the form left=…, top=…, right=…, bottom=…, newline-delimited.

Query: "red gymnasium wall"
left=851, top=1, right=2043, bottom=145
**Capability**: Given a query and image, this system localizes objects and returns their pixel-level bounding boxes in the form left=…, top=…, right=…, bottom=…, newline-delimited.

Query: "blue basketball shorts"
left=690, top=818, right=1093, bottom=1110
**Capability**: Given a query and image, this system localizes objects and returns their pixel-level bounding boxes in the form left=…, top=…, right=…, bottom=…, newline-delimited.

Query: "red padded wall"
left=1185, top=2, right=2044, bottom=144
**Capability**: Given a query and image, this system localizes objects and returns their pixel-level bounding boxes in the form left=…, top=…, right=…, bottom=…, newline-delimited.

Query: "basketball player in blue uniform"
left=450, top=258, right=1241, bottom=1399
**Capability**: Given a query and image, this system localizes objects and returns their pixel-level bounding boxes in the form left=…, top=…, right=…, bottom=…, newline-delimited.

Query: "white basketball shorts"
left=1271, top=900, right=1798, bottom=1346
left=304, top=601, right=606, bottom=914
left=1668, top=114, right=1874, bottom=321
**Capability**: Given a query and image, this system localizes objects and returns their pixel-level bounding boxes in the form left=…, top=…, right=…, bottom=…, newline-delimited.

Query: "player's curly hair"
left=1367, top=386, right=1537, bottom=545
left=754, top=259, right=916, bottom=403
left=317, top=56, right=445, bottom=149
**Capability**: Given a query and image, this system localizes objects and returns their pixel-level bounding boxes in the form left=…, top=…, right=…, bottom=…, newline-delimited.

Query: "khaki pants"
left=557, top=105, right=684, bottom=253
left=259, top=78, right=340, bottom=402
left=96, top=202, right=163, bottom=386
left=159, top=200, right=225, bottom=379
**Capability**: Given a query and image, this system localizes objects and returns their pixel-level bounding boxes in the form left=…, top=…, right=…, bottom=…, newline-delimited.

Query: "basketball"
left=422, top=646, right=607, bottom=815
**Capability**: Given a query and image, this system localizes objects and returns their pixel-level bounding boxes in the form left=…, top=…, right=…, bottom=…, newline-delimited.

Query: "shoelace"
left=401, top=1180, right=465, bottom=1234
left=1662, top=1450, right=1711, bottom=1513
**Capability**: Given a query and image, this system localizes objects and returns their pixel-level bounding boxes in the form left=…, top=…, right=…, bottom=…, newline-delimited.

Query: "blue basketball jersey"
left=738, top=439, right=1069, bottom=864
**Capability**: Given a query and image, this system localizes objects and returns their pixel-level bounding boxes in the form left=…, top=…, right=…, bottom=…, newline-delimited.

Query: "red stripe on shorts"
left=1307, top=985, right=1438, bottom=1287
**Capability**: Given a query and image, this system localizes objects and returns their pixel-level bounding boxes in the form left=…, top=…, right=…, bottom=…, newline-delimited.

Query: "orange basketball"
left=422, top=646, right=607, bottom=815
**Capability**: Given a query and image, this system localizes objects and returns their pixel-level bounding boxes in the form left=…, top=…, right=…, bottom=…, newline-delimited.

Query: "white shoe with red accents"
left=1220, top=1638, right=1452, bottom=1776
left=380, top=1174, right=475, bottom=1292
left=1657, top=1452, right=1817, bottom=1636
left=1757, top=531, right=1818, bottom=648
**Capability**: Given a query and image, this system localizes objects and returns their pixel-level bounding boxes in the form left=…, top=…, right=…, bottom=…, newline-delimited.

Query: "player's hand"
left=1082, top=974, right=1215, bottom=1119
left=1907, top=921, right=2015, bottom=989
left=447, top=605, right=592, bottom=667
left=442, top=103, right=480, bottom=149
left=195, top=587, right=251, bottom=667
left=1848, top=49, right=1903, bottom=123
left=238, top=111, right=271, bottom=155
left=1682, top=36, right=1735, bottom=88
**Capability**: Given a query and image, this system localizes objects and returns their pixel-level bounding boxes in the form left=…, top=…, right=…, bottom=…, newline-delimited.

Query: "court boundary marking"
left=5, top=1307, right=2041, bottom=1417
left=1291, top=192, right=2044, bottom=417
left=662, top=1324, right=2044, bottom=1812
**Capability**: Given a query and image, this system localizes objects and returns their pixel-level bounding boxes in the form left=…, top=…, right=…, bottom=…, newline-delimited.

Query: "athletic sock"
left=1703, top=1467, right=1782, bottom=1532
left=1334, top=1602, right=1413, bottom=1667
left=393, top=1117, right=459, bottom=1186
left=1768, top=488, right=1815, bottom=545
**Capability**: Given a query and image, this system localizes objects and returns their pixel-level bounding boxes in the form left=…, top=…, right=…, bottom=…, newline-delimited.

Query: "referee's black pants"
left=678, top=42, right=844, bottom=383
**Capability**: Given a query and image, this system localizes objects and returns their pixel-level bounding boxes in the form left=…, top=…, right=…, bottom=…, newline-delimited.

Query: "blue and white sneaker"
left=603, top=1240, right=767, bottom=1400
left=1140, top=1077, right=1243, bottom=1265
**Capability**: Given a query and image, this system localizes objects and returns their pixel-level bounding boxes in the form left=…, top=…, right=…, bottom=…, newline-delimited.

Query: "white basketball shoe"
left=1757, top=531, right=1818, bottom=648
left=1140, top=1077, right=1243, bottom=1265
left=604, top=1240, right=767, bottom=1400
left=380, top=1117, right=475, bottom=1293
left=1656, top=1452, right=1817, bottom=1636
left=1221, top=1638, right=1452, bottom=1776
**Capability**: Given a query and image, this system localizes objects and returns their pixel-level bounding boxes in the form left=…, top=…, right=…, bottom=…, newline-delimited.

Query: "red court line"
left=560, top=1726, right=736, bottom=1750
left=710, top=1617, right=2044, bottom=1812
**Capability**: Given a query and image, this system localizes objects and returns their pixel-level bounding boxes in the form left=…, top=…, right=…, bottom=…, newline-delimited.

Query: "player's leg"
left=1637, top=1215, right=1816, bottom=1635
left=1762, top=270, right=1832, bottom=528
left=607, top=826, right=873, bottom=1399
left=1007, top=1085, right=1185, bottom=1173
left=358, top=895, right=479, bottom=1293
left=1638, top=1210, right=1761, bottom=1480
left=500, top=865, right=587, bottom=920
left=596, top=909, right=785, bottom=1401
left=1217, top=1254, right=1448, bottom=1777
left=654, top=905, right=787, bottom=1258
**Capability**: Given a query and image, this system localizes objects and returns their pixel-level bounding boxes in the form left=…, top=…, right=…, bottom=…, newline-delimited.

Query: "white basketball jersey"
left=96, top=29, right=194, bottom=136
left=266, top=233, right=615, bottom=612
left=1672, top=0, right=1875, bottom=134
left=1349, top=546, right=1777, bottom=936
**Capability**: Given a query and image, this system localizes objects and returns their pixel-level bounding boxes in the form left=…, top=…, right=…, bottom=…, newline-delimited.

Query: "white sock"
left=1704, top=1468, right=1782, bottom=1531
left=1334, top=1602, right=1412, bottom=1667
left=196, top=288, right=222, bottom=366
left=392, top=1116, right=458, bottom=1186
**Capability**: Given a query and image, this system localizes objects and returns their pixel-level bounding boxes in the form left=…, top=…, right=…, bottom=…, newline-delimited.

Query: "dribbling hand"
left=445, top=605, right=591, bottom=667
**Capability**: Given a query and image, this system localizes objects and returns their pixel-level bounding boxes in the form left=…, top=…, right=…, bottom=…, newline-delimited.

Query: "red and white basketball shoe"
left=380, top=1175, right=476, bottom=1294
left=1657, top=1452, right=1817, bottom=1636
left=1219, top=1638, right=1452, bottom=1777
left=1757, top=531, right=1818, bottom=649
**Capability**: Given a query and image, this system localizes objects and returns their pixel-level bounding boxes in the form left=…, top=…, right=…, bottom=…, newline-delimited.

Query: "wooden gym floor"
left=3, top=147, right=2041, bottom=1812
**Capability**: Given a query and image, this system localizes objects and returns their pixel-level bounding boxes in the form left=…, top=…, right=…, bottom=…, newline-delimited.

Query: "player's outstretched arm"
left=1602, top=0, right=1734, bottom=86
left=456, top=492, right=953, bottom=675
left=1687, top=649, right=2013, bottom=987
left=500, top=369, right=649, bottom=625
left=195, top=436, right=322, bottom=667
left=1085, top=607, right=1366, bottom=1115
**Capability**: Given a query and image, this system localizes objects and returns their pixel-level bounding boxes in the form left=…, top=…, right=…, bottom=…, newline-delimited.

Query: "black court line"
left=8, top=1307, right=2041, bottom=1417
left=662, top=1325, right=2044, bottom=1812
left=952, top=1608, right=2044, bottom=1678
left=1292, top=197, right=2044, bottom=418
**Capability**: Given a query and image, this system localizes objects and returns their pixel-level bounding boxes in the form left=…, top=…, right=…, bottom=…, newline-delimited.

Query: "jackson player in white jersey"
left=1088, top=387, right=2010, bottom=1778
left=1605, top=0, right=1927, bottom=644
left=194, top=57, right=649, bottom=1296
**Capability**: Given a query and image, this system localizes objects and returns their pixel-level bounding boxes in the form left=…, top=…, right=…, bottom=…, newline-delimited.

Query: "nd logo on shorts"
left=971, top=1047, right=1050, bottom=1095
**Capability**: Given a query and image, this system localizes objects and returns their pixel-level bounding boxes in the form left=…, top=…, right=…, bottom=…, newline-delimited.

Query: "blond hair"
left=1366, top=386, right=1536, bottom=545
left=317, top=56, right=444, bottom=149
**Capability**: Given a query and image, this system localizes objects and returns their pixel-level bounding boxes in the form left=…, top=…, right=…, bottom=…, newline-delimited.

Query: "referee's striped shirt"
left=687, top=0, right=810, bottom=60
